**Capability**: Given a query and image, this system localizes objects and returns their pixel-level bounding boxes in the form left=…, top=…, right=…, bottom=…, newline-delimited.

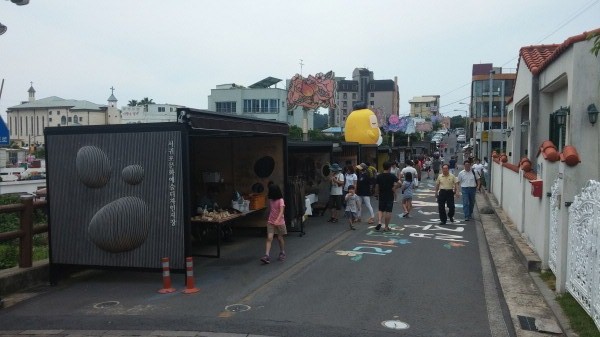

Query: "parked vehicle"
left=457, top=134, right=467, bottom=143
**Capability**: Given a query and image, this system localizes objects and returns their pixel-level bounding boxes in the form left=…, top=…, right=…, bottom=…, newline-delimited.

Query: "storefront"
left=45, top=108, right=288, bottom=276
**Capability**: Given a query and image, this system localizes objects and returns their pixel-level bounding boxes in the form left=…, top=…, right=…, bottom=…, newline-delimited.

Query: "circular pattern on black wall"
left=76, top=146, right=111, bottom=188
left=122, top=164, right=144, bottom=185
left=254, top=156, right=275, bottom=178
left=87, top=197, right=150, bottom=253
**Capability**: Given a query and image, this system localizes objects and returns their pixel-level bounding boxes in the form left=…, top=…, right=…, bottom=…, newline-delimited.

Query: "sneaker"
left=327, top=217, right=334, bottom=222
left=331, top=218, right=338, bottom=223
left=260, top=255, right=270, bottom=264
left=367, top=218, right=375, bottom=224
left=349, top=225, right=356, bottom=230
left=449, top=217, right=454, bottom=222
left=438, top=222, right=446, bottom=226
left=375, top=224, right=382, bottom=231
left=402, top=213, right=408, bottom=218
left=278, top=252, right=286, bottom=261
left=383, top=227, right=391, bottom=232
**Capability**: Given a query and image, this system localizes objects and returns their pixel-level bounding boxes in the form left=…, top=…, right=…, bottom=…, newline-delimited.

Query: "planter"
left=561, top=145, right=581, bottom=167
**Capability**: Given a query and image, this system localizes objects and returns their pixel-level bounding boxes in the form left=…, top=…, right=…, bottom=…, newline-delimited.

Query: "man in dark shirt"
left=448, top=156, right=457, bottom=175
left=375, top=161, right=399, bottom=231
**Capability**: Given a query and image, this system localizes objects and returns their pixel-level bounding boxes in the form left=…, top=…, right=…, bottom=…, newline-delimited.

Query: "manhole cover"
left=225, top=304, right=251, bottom=312
left=381, top=320, right=409, bottom=330
left=517, top=315, right=538, bottom=331
left=93, top=301, right=120, bottom=309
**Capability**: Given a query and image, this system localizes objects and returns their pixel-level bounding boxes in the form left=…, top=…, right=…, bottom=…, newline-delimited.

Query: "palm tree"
left=138, top=97, right=155, bottom=107
left=128, top=100, right=138, bottom=107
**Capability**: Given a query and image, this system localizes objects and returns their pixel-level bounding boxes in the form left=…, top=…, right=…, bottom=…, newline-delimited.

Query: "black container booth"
left=287, top=141, right=333, bottom=225
left=44, top=109, right=288, bottom=282
left=331, top=142, right=360, bottom=168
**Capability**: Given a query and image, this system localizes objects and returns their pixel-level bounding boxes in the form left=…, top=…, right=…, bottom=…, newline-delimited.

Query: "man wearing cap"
left=356, top=163, right=375, bottom=224
left=327, top=163, right=345, bottom=223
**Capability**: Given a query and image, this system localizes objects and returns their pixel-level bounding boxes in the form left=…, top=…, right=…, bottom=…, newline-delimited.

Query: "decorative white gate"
left=567, top=180, right=600, bottom=327
left=548, top=178, right=561, bottom=274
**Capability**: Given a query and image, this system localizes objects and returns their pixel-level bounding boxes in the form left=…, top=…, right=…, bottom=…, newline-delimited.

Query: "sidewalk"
left=476, top=190, right=576, bottom=337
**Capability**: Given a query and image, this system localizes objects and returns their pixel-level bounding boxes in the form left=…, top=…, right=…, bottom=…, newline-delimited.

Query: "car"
left=457, top=134, right=467, bottom=143
left=455, top=128, right=465, bottom=135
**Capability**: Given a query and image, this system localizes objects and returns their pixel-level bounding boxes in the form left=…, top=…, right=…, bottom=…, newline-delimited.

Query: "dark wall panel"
left=47, top=130, right=186, bottom=269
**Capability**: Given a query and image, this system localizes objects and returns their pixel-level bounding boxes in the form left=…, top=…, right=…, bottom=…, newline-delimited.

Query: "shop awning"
left=179, top=108, right=289, bottom=136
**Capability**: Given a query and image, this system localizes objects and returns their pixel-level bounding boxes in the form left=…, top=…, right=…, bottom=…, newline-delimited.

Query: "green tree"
left=138, top=97, right=155, bottom=107
left=128, top=100, right=138, bottom=107
left=450, top=115, right=466, bottom=128
left=289, top=125, right=303, bottom=140
left=588, top=31, right=600, bottom=57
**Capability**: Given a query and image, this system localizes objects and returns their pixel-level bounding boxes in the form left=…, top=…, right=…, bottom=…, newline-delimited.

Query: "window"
left=270, top=99, right=278, bottom=113
left=352, top=93, right=357, bottom=99
left=370, top=101, right=374, bottom=106
left=216, top=101, right=237, bottom=113
left=25, top=117, right=28, bottom=135
left=73, top=115, right=78, bottom=124
left=49, top=111, right=52, bottom=115
left=342, top=109, right=347, bottom=116
left=158, top=107, right=166, bottom=112
left=43, top=117, right=45, bottom=127
left=68, top=117, right=72, bottom=123
left=9, top=116, right=12, bottom=134
left=343, top=93, right=347, bottom=99
left=549, top=111, right=567, bottom=151
left=57, top=111, right=60, bottom=115
left=370, top=93, right=374, bottom=97
left=79, top=117, right=83, bottom=122
left=61, top=116, right=66, bottom=124
left=49, top=117, right=52, bottom=122
left=343, top=101, right=347, bottom=108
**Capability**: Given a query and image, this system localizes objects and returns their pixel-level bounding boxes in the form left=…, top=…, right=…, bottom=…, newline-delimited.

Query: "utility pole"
left=488, top=69, right=495, bottom=192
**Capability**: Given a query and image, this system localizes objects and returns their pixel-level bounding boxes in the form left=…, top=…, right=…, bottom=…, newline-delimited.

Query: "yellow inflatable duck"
left=344, top=108, right=383, bottom=145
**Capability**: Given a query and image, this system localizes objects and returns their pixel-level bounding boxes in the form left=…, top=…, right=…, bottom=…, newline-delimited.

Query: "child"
left=344, top=185, right=360, bottom=230
left=260, top=182, right=286, bottom=264
left=401, top=172, right=415, bottom=218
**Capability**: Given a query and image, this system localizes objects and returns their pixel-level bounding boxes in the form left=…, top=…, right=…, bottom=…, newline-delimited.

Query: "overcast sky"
left=1, top=0, right=598, bottom=122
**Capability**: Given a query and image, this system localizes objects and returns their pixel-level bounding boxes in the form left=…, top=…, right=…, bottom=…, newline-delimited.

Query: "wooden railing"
left=0, top=195, right=48, bottom=268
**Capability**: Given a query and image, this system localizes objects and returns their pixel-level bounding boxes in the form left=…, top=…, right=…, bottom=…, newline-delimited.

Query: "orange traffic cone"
left=158, top=257, right=176, bottom=294
left=182, top=257, right=200, bottom=294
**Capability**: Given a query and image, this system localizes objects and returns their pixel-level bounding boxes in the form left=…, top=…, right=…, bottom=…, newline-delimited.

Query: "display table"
left=190, top=208, right=265, bottom=258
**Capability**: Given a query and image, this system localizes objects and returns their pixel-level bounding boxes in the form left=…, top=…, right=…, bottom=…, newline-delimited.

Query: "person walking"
left=401, top=171, right=415, bottom=218
left=343, top=165, right=358, bottom=203
left=375, top=161, right=399, bottom=231
left=400, top=160, right=419, bottom=188
left=390, top=161, right=400, bottom=202
left=457, top=160, right=480, bottom=221
left=472, top=158, right=486, bottom=193
left=260, top=182, right=286, bottom=264
left=344, top=185, right=360, bottom=230
left=326, top=163, right=344, bottom=223
left=448, top=156, right=457, bottom=175
left=435, top=164, right=459, bottom=225
left=356, top=163, right=375, bottom=224
left=431, top=155, right=442, bottom=180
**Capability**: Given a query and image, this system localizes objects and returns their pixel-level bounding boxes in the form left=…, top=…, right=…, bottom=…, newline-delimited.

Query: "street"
left=0, top=170, right=513, bottom=337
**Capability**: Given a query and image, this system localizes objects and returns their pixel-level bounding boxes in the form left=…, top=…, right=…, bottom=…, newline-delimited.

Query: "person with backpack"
left=401, top=171, right=415, bottom=218
left=456, top=160, right=480, bottom=221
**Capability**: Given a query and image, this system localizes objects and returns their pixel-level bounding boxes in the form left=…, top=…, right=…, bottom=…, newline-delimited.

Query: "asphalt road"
left=0, top=177, right=512, bottom=337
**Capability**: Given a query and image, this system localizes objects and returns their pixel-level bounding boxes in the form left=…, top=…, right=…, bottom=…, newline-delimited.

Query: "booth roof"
left=180, top=108, right=289, bottom=136
left=288, top=140, right=333, bottom=152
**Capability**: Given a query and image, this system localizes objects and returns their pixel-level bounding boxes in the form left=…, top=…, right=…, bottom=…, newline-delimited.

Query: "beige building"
left=408, top=95, right=440, bottom=119
left=334, top=68, right=399, bottom=126
left=5, top=85, right=119, bottom=146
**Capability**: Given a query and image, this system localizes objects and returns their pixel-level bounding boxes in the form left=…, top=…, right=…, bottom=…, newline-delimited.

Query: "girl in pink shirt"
left=261, top=182, right=287, bottom=264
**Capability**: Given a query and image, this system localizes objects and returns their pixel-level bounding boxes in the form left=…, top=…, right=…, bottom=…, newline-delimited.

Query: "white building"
left=5, top=85, right=119, bottom=146
left=207, top=77, right=314, bottom=129
left=408, top=95, right=440, bottom=119
left=491, top=27, right=600, bottom=326
left=121, top=104, right=184, bottom=124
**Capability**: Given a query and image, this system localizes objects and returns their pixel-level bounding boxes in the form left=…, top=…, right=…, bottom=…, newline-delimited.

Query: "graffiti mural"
left=287, top=71, right=337, bottom=110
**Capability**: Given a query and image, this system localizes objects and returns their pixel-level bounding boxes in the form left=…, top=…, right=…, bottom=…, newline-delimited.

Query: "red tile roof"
left=519, top=28, right=600, bottom=75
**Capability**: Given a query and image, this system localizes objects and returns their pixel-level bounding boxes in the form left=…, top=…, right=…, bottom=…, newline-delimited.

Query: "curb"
left=480, top=190, right=577, bottom=337
left=0, top=259, right=49, bottom=296
left=482, top=192, right=541, bottom=272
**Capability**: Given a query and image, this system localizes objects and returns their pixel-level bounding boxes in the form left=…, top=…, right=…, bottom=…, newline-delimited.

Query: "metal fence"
left=0, top=195, right=48, bottom=268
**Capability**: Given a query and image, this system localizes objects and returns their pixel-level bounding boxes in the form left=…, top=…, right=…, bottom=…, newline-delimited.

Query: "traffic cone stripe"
left=182, top=256, right=200, bottom=294
left=158, top=257, right=176, bottom=294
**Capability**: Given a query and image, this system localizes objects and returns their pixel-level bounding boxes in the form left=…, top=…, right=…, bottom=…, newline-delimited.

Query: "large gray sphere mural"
left=88, top=197, right=150, bottom=253
left=76, top=146, right=112, bottom=188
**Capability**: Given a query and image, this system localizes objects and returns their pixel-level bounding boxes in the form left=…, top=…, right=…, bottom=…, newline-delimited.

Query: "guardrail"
left=0, top=195, right=48, bottom=268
